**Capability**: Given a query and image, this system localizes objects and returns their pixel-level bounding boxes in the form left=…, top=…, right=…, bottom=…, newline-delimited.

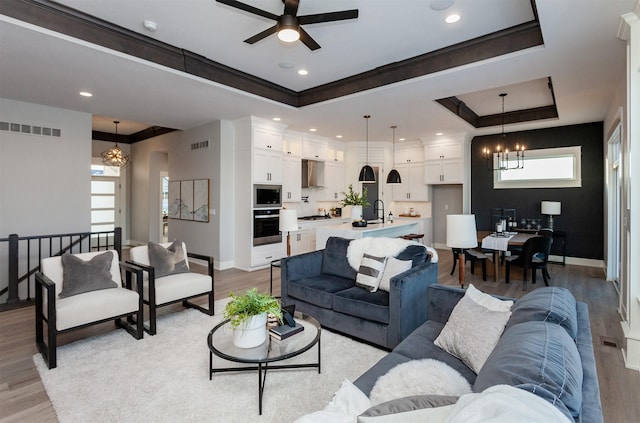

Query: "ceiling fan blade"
left=216, top=0, right=278, bottom=21
left=298, top=9, right=359, bottom=25
left=244, top=25, right=278, bottom=44
left=298, top=27, right=321, bottom=51
left=283, top=0, right=300, bottom=17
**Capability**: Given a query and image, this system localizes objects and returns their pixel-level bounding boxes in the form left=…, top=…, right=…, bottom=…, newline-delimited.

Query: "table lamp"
left=541, top=201, right=561, bottom=230
left=279, top=209, right=298, bottom=256
left=446, top=214, right=478, bottom=288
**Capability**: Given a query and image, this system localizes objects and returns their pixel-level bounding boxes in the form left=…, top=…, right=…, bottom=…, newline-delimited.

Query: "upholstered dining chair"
left=35, top=250, right=144, bottom=369
left=505, top=235, right=553, bottom=290
left=128, top=241, right=214, bottom=335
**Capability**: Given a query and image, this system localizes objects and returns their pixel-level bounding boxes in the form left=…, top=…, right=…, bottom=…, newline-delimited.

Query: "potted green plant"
left=341, top=184, right=369, bottom=222
left=223, top=288, right=282, bottom=348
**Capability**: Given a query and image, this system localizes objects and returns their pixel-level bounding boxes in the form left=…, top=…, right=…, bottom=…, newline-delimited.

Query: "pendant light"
left=386, top=125, right=402, bottom=184
left=101, top=120, right=130, bottom=168
left=358, top=115, right=376, bottom=183
left=482, top=93, right=525, bottom=171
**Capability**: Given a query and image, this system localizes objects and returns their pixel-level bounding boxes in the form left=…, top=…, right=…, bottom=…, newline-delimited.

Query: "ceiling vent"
left=190, top=140, right=209, bottom=151
left=0, top=121, right=61, bottom=137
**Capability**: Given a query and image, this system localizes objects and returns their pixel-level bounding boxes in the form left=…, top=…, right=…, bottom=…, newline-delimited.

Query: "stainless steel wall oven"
left=253, top=209, right=281, bottom=246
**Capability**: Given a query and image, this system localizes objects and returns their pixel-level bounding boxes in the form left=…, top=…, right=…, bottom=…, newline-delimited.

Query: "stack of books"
left=269, top=322, right=304, bottom=340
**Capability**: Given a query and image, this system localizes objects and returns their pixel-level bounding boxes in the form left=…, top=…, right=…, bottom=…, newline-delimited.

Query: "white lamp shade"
left=446, top=214, right=478, bottom=249
left=279, top=209, right=298, bottom=232
left=541, top=201, right=561, bottom=215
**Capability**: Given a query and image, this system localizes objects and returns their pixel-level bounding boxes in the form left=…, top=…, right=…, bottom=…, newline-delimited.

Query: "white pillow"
left=356, top=254, right=387, bottom=292
left=434, top=288, right=512, bottom=373
left=378, top=257, right=412, bottom=292
left=466, top=284, right=514, bottom=312
left=294, top=379, right=371, bottom=423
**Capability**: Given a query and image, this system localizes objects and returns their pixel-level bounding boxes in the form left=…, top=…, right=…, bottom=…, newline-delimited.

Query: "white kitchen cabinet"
left=283, top=137, right=301, bottom=157
left=282, top=154, right=301, bottom=202
left=392, top=162, right=429, bottom=201
left=424, top=159, right=462, bottom=184
left=254, top=127, right=282, bottom=151
left=302, top=139, right=328, bottom=160
left=251, top=242, right=284, bottom=267
left=424, top=142, right=461, bottom=161
left=394, top=146, right=424, bottom=164
left=327, top=144, right=345, bottom=161
left=320, top=160, right=345, bottom=201
left=253, top=149, right=282, bottom=183
left=289, top=229, right=316, bottom=256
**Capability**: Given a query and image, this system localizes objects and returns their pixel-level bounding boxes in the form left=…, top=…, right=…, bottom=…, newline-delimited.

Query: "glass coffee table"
left=207, top=313, right=321, bottom=415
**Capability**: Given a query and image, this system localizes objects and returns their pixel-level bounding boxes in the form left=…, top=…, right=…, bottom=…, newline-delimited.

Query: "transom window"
left=493, top=146, right=582, bottom=189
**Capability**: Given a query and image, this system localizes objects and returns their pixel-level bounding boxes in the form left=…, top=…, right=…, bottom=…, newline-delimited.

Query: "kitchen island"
left=315, top=220, right=421, bottom=250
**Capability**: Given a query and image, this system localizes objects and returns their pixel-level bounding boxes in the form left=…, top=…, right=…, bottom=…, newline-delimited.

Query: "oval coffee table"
left=207, top=313, right=321, bottom=415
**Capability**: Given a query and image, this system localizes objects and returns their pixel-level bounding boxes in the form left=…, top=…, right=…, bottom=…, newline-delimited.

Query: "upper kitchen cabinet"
left=392, top=163, right=429, bottom=201
left=282, top=154, right=302, bottom=202
left=394, top=142, right=424, bottom=164
left=423, top=140, right=463, bottom=184
left=254, top=149, right=282, bottom=183
left=254, top=127, right=282, bottom=151
left=319, top=160, right=345, bottom=201
left=327, top=142, right=345, bottom=161
left=302, top=135, right=328, bottom=161
left=283, top=134, right=302, bottom=157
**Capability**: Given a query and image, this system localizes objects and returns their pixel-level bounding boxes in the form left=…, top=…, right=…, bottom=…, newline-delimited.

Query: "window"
left=493, top=146, right=582, bottom=189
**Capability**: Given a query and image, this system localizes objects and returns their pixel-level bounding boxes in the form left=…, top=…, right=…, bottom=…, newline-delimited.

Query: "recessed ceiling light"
left=399, top=138, right=406, bottom=141
left=445, top=14, right=460, bottom=24
left=436, top=132, right=444, bottom=136
left=272, top=117, right=281, bottom=121
left=143, top=20, right=157, bottom=32
left=336, top=135, right=343, bottom=138
left=298, top=69, right=308, bottom=76
left=309, top=128, right=317, bottom=132
left=79, top=91, right=93, bottom=97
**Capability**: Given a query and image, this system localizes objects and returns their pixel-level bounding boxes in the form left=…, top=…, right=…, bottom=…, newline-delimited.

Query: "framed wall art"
left=168, top=178, right=210, bottom=222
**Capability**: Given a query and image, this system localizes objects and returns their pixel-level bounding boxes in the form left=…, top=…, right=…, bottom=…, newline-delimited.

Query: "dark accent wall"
left=471, top=122, right=604, bottom=260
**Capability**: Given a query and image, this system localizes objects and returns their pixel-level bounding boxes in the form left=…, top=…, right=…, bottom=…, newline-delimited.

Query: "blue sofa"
left=353, top=284, right=603, bottom=422
left=281, top=237, right=438, bottom=350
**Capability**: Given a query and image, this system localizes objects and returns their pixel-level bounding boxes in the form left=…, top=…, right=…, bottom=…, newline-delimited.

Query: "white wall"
left=0, top=98, right=91, bottom=236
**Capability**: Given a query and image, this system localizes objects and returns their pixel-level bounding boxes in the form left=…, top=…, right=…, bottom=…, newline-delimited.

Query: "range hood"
left=302, top=159, right=325, bottom=188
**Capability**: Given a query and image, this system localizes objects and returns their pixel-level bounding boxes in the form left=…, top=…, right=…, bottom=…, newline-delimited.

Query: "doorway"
left=432, top=185, right=463, bottom=247
left=90, top=176, right=120, bottom=248
left=161, top=173, right=169, bottom=243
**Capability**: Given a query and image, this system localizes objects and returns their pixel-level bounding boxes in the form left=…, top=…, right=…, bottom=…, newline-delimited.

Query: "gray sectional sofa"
left=281, top=236, right=438, bottom=350
left=353, top=284, right=603, bottom=422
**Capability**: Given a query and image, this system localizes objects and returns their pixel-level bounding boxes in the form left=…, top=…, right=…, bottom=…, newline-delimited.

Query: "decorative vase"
left=232, top=312, right=268, bottom=348
left=351, top=205, right=363, bottom=222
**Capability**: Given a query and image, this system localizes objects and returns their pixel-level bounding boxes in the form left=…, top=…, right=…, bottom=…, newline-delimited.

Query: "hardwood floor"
left=1, top=249, right=639, bottom=422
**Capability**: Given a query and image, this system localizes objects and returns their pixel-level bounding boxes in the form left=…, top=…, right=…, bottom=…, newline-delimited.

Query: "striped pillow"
left=356, top=254, right=387, bottom=292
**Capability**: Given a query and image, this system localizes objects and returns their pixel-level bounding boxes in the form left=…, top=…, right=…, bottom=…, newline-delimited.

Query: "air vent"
left=0, top=121, right=61, bottom=137
left=190, top=140, right=209, bottom=150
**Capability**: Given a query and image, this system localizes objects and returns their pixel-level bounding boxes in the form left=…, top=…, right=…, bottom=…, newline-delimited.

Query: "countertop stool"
left=401, top=233, right=424, bottom=243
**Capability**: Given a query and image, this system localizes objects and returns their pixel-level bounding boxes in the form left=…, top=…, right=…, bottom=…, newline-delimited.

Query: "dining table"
left=477, top=231, right=538, bottom=282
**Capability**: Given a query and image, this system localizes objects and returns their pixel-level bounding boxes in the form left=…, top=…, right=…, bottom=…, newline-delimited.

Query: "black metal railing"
left=0, top=228, right=121, bottom=311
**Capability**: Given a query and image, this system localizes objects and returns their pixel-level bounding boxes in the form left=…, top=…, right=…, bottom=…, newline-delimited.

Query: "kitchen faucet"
left=373, top=199, right=385, bottom=223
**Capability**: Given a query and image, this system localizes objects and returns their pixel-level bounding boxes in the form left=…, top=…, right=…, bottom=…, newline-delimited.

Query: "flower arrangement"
left=341, top=184, right=370, bottom=207
left=223, top=288, right=282, bottom=329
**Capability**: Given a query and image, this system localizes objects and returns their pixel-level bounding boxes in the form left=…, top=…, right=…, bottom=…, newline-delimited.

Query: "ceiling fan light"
left=359, top=165, right=376, bottom=183
left=278, top=28, right=300, bottom=42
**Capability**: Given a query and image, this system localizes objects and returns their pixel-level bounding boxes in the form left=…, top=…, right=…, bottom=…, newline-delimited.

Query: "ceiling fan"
left=216, top=0, right=359, bottom=51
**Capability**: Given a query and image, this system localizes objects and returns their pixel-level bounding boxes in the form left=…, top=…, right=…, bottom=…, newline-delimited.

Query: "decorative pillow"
left=378, top=257, right=412, bottom=292
left=505, top=286, right=578, bottom=340
left=474, top=321, right=583, bottom=420
left=358, top=395, right=458, bottom=422
left=148, top=240, right=190, bottom=278
left=369, top=359, right=471, bottom=405
left=322, top=237, right=357, bottom=280
left=355, top=254, right=387, bottom=292
left=434, top=288, right=512, bottom=373
left=59, top=251, right=117, bottom=298
left=466, top=284, right=514, bottom=312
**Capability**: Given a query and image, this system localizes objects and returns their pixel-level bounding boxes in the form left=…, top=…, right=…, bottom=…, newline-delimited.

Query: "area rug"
left=33, top=301, right=387, bottom=423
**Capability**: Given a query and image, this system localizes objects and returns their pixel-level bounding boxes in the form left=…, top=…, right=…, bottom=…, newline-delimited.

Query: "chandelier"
left=483, top=93, right=524, bottom=171
left=101, top=120, right=130, bottom=168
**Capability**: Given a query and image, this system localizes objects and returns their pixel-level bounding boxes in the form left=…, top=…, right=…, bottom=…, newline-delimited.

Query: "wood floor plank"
left=1, top=248, right=638, bottom=422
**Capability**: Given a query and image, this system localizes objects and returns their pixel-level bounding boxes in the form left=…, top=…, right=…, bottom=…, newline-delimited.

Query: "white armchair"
left=128, top=242, right=214, bottom=335
left=35, top=250, right=144, bottom=369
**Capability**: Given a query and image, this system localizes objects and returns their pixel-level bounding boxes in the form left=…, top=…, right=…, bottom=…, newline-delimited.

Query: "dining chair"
left=535, top=228, right=554, bottom=279
left=505, top=235, right=552, bottom=290
left=450, top=248, right=487, bottom=281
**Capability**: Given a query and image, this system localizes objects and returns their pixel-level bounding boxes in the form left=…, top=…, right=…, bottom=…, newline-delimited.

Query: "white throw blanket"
left=347, top=237, right=438, bottom=270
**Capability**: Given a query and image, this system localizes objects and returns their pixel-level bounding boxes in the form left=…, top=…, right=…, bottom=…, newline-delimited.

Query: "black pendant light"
left=358, top=115, right=376, bottom=183
left=386, top=125, right=402, bottom=184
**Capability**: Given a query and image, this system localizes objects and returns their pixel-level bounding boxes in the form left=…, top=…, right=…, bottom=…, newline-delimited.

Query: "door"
left=90, top=176, right=120, bottom=247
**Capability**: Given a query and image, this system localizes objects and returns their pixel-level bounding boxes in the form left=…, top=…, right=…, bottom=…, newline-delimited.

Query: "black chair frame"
left=450, top=248, right=487, bottom=281
left=505, top=235, right=552, bottom=291
left=128, top=251, right=215, bottom=336
left=35, top=262, right=144, bottom=369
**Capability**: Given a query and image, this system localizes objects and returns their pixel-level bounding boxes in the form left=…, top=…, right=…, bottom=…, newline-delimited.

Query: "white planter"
left=350, top=205, right=363, bottom=222
left=232, top=312, right=268, bottom=349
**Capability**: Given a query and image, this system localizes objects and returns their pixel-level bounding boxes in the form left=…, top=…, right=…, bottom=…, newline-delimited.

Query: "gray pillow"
left=148, top=240, right=190, bottom=278
left=395, top=245, right=428, bottom=267
left=59, top=251, right=117, bottom=298
left=474, top=321, right=583, bottom=420
left=358, top=395, right=458, bottom=421
left=506, top=287, right=578, bottom=340
left=321, top=237, right=357, bottom=280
